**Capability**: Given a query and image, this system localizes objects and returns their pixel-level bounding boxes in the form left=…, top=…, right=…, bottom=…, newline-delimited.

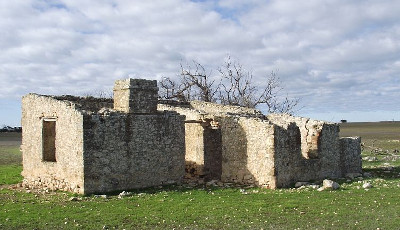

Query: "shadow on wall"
left=185, top=116, right=344, bottom=188
left=184, top=117, right=258, bottom=184
left=274, top=122, right=344, bottom=188
left=184, top=122, right=223, bottom=181
left=273, top=123, right=314, bottom=187
left=219, top=116, right=257, bottom=185
left=203, top=127, right=222, bottom=180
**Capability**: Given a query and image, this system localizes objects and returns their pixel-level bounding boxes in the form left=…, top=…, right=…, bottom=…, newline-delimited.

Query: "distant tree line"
left=159, top=56, right=300, bottom=114
left=0, top=125, right=22, bottom=132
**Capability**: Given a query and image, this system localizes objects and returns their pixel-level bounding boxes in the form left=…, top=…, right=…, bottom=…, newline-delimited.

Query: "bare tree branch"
left=159, top=56, right=300, bottom=115
left=159, top=61, right=219, bottom=102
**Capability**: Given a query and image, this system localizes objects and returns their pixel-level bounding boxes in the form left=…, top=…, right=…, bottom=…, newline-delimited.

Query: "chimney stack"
left=113, top=78, right=158, bottom=114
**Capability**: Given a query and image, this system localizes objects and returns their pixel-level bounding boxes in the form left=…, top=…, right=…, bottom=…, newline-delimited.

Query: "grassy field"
left=0, top=124, right=399, bottom=229
left=340, top=121, right=400, bottom=150
left=340, top=121, right=400, bottom=168
left=0, top=133, right=22, bottom=185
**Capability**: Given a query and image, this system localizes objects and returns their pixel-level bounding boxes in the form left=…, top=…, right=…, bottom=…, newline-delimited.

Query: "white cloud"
left=1, top=0, right=400, bottom=124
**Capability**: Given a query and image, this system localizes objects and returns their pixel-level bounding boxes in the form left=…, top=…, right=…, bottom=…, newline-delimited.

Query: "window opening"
left=42, top=119, right=56, bottom=162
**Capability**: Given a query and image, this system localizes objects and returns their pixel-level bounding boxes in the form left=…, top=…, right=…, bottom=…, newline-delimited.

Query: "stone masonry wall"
left=159, top=101, right=361, bottom=188
left=269, top=114, right=342, bottom=187
left=159, top=103, right=215, bottom=181
left=189, top=101, right=263, bottom=117
left=218, top=116, right=276, bottom=188
left=159, top=101, right=276, bottom=186
left=82, top=111, right=185, bottom=194
left=340, top=137, right=362, bottom=174
left=52, top=95, right=113, bottom=113
left=114, top=79, right=158, bottom=114
left=184, top=122, right=205, bottom=179
left=272, top=122, right=303, bottom=188
left=21, top=94, right=85, bottom=193
left=268, top=114, right=327, bottom=159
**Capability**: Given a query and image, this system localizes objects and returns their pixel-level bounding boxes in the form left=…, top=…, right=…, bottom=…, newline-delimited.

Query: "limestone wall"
left=269, top=114, right=342, bottom=187
left=21, top=78, right=363, bottom=193
left=267, top=114, right=328, bottom=159
left=21, top=94, right=85, bottom=193
left=218, top=116, right=276, bottom=188
left=114, top=79, right=158, bottom=114
left=189, top=101, right=263, bottom=117
left=272, top=122, right=304, bottom=188
left=159, top=103, right=206, bottom=180
left=158, top=101, right=362, bottom=188
left=340, top=137, right=362, bottom=174
left=52, top=95, right=113, bottom=113
left=158, top=103, right=204, bottom=120
left=82, top=111, right=185, bottom=194
left=22, top=93, right=186, bottom=194
left=160, top=101, right=276, bottom=186
left=184, top=122, right=205, bottom=179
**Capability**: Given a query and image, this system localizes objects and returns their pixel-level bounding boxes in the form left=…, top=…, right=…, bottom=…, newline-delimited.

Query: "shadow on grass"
left=87, top=182, right=246, bottom=197
left=363, top=166, right=400, bottom=180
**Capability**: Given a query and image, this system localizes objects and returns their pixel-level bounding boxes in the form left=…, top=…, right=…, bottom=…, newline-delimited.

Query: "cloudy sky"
left=1, top=0, right=400, bottom=126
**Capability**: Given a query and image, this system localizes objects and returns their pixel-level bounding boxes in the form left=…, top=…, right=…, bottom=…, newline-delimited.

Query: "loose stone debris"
left=317, top=179, right=340, bottom=191
left=362, top=183, right=373, bottom=189
left=118, top=191, right=132, bottom=198
left=294, top=182, right=310, bottom=188
left=69, top=197, right=81, bottom=201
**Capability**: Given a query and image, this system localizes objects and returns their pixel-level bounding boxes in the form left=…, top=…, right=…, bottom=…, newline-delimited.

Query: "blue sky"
left=1, top=0, right=400, bottom=126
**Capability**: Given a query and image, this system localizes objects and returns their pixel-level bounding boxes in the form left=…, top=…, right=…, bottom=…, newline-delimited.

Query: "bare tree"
left=159, top=76, right=187, bottom=101
left=218, top=56, right=299, bottom=113
left=83, top=90, right=113, bottom=99
left=159, top=57, right=300, bottom=114
left=159, top=61, right=219, bottom=102
left=217, top=56, right=258, bottom=107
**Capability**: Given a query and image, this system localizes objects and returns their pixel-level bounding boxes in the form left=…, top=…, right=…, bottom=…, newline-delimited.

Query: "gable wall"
left=21, top=94, right=85, bottom=193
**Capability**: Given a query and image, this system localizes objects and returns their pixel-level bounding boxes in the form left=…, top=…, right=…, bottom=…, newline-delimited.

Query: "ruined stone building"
left=21, top=78, right=362, bottom=194
left=22, top=79, right=185, bottom=194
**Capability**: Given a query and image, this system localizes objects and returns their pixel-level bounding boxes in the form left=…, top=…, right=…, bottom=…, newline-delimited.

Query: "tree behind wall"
left=159, top=56, right=300, bottom=114
left=159, top=61, right=219, bottom=103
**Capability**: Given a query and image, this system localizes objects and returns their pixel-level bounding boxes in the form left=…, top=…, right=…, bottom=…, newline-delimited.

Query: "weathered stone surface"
left=161, top=101, right=362, bottom=189
left=113, top=78, right=158, bottom=114
left=22, top=79, right=185, bottom=194
left=363, top=156, right=378, bottom=162
left=318, top=179, right=340, bottom=191
left=22, top=78, right=362, bottom=194
left=362, top=182, right=373, bottom=189
left=21, top=94, right=85, bottom=194
left=82, top=111, right=185, bottom=194
left=340, top=136, right=362, bottom=174
left=295, top=182, right=310, bottom=188
left=266, top=114, right=344, bottom=187
left=159, top=101, right=276, bottom=187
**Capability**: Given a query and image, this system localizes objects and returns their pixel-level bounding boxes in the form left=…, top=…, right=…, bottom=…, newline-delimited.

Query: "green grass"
left=0, top=133, right=22, bottom=185
left=0, top=165, right=22, bottom=185
left=0, top=125, right=400, bottom=229
left=340, top=121, right=400, bottom=170
left=0, top=183, right=399, bottom=229
left=0, top=145, right=22, bottom=166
